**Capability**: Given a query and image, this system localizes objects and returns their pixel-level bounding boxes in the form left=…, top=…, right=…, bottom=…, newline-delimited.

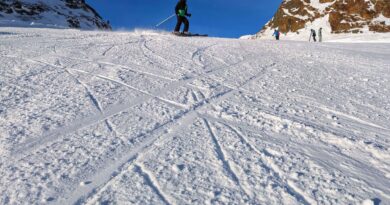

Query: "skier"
left=173, top=0, right=192, bottom=35
left=273, top=29, right=280, bottom=40
left=318, top=27, right=323, bottom=42
left=310, top=29, right=317, bottom=42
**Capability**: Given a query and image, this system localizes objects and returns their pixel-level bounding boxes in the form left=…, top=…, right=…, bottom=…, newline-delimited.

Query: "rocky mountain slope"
left=0, top=0, right=111, bottom=30
left=256, top=0, right=390, bottom=39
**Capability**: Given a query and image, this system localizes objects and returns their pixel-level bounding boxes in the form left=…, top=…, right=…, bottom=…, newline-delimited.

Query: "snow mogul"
left=173, top=0, right=192, bottom=35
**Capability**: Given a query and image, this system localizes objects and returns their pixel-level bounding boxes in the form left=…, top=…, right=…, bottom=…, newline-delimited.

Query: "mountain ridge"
left=0, top=0, right=111, bottom=30
left=255, top=0, right=390, bottom=40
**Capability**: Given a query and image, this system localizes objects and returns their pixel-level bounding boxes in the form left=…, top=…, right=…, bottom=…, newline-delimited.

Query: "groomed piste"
left=0, top=27, right=389, bottom=205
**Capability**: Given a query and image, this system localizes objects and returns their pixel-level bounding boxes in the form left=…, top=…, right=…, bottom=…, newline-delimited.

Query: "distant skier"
left=310, top=29, right=317, bottom=42
left=273, top=29, right=280, bottom=40
left=318, top=27, right=323, bottom=42
left=173, top=0, right=192, bottom=35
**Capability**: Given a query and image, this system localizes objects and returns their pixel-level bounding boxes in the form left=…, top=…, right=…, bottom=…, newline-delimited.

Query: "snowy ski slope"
left=0, top=27, right=389, bottom=205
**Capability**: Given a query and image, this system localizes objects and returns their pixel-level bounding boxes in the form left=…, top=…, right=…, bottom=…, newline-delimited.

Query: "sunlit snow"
left=0, top=27, right=389, bottom=205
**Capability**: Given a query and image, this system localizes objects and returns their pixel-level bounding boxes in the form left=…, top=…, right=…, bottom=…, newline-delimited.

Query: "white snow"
left=1, top=27, right=390, bottom=205
left=238, top=35, right=253, bottom=40
left=310, top=0, right=335, bottom=13
left=254, top=25, right=390, bottom=43
left=373, top=14, right=390, bottom=26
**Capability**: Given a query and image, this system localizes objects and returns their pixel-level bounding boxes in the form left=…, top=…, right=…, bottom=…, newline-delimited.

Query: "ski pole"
left=155, top=14, right=176, bottom=27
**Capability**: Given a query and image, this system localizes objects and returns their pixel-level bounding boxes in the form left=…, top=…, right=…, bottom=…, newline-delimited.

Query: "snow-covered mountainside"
left=1, top=27, right=390, bottom=204
left=0, top=0, right=111, bottom=29
left=255, top=0, right=390, bottom=41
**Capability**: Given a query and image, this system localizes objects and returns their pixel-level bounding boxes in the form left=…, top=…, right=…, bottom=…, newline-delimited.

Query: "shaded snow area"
left=1, top=27, right=390, bottom=205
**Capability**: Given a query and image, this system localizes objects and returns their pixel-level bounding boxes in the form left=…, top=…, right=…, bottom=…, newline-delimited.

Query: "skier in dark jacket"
left=273, top=29, right=280, bottom=40
left=174, top=0, right=192, bottom=35
left=310, top=29, right=317, bottom=42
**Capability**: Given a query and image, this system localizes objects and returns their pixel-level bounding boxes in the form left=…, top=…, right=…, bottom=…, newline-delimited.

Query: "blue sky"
left=87, top=0, right=281, bottom=38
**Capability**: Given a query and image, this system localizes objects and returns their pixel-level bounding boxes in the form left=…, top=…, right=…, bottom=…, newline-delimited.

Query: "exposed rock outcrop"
left=0, top=0, right=111, bottom=30
left=256, top=0, right=390, bottom=39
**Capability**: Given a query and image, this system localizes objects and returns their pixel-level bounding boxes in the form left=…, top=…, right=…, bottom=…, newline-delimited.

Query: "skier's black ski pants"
left=175, top=16, right=189, bottom=32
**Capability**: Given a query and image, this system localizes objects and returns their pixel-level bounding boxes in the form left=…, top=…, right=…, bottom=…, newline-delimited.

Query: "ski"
left=173, top=32, right=208, bottom=37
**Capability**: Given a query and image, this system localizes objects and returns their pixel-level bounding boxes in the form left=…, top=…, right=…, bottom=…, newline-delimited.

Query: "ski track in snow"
left=0, top=27, right=390, bottom=205
left=65, top=54, right=275, bottom=205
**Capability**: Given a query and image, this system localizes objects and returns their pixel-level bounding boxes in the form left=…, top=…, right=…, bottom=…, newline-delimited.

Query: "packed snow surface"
left=0, top=27, right=390, bottom=205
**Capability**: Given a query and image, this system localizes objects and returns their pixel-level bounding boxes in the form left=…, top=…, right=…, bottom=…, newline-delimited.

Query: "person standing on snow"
left=318, top=28, right=323, bottom=42
left=273, top=29, right=280, bottom=40
left=174, top=0, right=192, bottom=35
left=310, top=29, right=317, bottom=42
